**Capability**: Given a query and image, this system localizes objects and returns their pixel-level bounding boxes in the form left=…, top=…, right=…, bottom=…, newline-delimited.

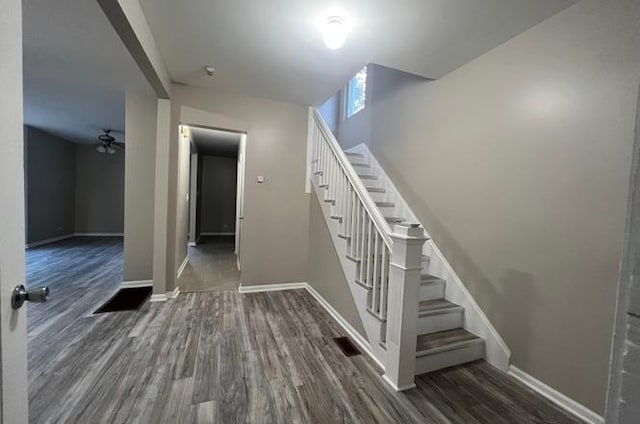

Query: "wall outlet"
left=257, top=176, right=265, bottom=183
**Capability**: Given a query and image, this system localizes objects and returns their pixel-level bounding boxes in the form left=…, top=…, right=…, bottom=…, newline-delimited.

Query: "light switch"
left=257, top=176, right=265, bottom=183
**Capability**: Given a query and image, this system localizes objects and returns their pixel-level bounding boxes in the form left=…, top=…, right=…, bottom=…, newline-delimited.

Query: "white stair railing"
left=310, top=109, right=428, bottom=390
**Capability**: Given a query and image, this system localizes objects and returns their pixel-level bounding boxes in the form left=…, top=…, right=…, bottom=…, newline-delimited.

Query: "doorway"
left=178, top=125, right=246, bottom=292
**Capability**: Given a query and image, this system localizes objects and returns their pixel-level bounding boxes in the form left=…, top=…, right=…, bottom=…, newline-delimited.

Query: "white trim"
left=121, top=280, right=153, bottom=288
left=188, top=241, right=197, bottom=247
left=167, top=286, right=180, bottom=299
left=26, top=234, right=75, bottom=248
left=74, top=232, right=124, bottom=237
left=177, top=256, right=189, bottom=278
left=200, top=232, right=235, bottom=236
left=509, top=366, right=604, bottom=424
left=150, top=294, right=168, bottom=302
left=382, top=374, right=416, bottom=392
left=304, top=284, right=385, bottom=371
left=305, top=106, right=314, bottom=193
left=238, top=282, right=307, bottom=293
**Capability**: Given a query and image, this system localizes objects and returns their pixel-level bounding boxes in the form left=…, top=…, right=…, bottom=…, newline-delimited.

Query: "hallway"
left=179, top=236, right=241, bottom=292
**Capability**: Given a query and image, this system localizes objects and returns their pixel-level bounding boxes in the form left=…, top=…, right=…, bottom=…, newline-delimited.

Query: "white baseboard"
left=74, top=232, right=124, bottom=237
left=150, top=294, right=168, bottom=302
left=121, top=280, right=153, bottom=289
left=238, top=282, right=308, bottom=293
left=238, top=282, right=383, bottom=371
left=509, top=366, right=603, bottom=424
left=168, top=286, right=180, bottom=299
left=188, top=241, right=197, bottom=247
left=26, top=234, right=75, bottom=248
left=201, top=232, right=235, bottom=236
left=177, top=256, right=189, bottom=279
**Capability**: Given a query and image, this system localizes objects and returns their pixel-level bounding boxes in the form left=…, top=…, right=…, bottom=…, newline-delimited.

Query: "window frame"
left=344, top=66, right=367, bottom=119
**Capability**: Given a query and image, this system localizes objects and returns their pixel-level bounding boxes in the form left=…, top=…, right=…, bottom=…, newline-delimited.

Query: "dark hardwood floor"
left=25, top=237, right=584, bottom=423
left=179, top=236, right=240, bottom=292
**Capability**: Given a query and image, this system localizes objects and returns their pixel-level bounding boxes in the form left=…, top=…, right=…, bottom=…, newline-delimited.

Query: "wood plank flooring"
left=26, top=237, right=585, bottom=423
left=179, top=236, right=240, bottom=292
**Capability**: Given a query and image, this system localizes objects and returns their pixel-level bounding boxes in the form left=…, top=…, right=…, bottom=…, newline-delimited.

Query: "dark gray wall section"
left=606, top=68, right=640, bottom=424
left=75, top=144, right=125, bottom=233
left=200, top=155, right=237, bottom=234
left=25, top=126, right=76, bottom=244
left=308, top=187, right=366, bottom=338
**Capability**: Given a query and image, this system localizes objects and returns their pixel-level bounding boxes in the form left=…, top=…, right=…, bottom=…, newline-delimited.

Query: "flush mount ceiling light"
left=322, top=16, right=348, bottom=50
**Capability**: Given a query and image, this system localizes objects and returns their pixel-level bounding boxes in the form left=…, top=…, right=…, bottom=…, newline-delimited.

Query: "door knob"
left=12, top=285, right=49, bottom=310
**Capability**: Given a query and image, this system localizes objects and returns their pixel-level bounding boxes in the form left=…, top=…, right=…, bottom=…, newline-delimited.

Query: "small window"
left=345, top=66, right=367, bottom=118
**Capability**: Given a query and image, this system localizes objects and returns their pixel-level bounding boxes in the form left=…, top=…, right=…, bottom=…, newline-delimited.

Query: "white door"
left=0, top=0, right=30, bottom=422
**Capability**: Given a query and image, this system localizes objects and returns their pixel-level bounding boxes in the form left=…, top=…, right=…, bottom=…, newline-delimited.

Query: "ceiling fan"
left=96, top=129, right=124, bottom=154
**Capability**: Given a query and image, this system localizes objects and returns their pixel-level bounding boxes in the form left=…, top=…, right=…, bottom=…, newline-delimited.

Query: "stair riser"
left=417, top=310, right=463, bottom=335
left=360, top=178, right=380, bottom=188
left=347, top=156, right=369, bottom=166
left=376, top=204, right=396, bottom=214
left=420, top=281, right=445, bottom=301
left=415, top=341, right=485, bottom=375
left=369, top=191, right=388, bottom=202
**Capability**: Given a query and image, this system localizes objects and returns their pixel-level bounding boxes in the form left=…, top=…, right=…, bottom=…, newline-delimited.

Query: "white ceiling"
left=23, top=0, right=151, bottom=144
left=139, top=0, right=578, bottom=106
left=190, top=127, right=241, bottom=157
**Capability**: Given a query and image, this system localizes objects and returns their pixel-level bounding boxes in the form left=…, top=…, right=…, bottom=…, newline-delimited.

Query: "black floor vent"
left=94, top=287, right=152, bottom=313
left=334, top=336, right=361, bottom=357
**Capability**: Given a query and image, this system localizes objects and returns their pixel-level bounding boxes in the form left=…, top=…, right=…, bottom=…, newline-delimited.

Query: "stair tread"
left=352, top=163, right=371, bottom=168
left=416, top=328, right=481, bottom=354
left=376, top=201, right=395, bottom=207
left=358, top=174, right=377, bottom=180
left=345, top=152, right=364, bottom=157
left=367, top=187, right=386, bottom=193
left=418, top=299, right=461, bottom=313
left=421, top=273, right=444, bottom=283
left=385, top=217, right=405, bottom=223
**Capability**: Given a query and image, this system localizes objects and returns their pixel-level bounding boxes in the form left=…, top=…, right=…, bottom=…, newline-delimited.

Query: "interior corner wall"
left=123, top=91, right=157, bottom=282
left=318, top=92, right=340, bottom=136
left=168, top=84, right=309, bottom=289
left=364, top=0, right=640, bottom=414
left=24, top=126, right=76, bottom=244
left=74, top=144, right=125, bottom=234
left=200, top=155, right=237, bottom=234
left=308, top=186, right=365, bottom=337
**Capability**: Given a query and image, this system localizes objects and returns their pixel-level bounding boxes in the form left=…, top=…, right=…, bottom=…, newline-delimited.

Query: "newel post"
left=383, top=223, right=429, bottom=391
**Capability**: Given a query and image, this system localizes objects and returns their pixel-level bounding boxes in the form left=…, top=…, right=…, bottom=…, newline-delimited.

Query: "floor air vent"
left=94, top=287, right=152, bottom=313
left=333, top=336, right=361, bottom=357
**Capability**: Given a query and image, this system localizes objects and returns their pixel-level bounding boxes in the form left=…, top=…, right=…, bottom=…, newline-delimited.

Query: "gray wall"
left=123, top=91, right=157, bottom=282
left=75, top=144, right=125, bottom=234
left=308, top=188, right=365, bottom=337
left=24, top=126, right=76, bottom=244
left=351, top=0, right=640, bottom=413
left=169, top=85, right=310, bottom=289
left=318, top=92, right=340, bottom=136
left=200, top=155, right=237, bottom=235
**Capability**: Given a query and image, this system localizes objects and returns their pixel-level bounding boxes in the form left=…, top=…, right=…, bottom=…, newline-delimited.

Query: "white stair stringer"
left=346, top=143, right=511, bottom=372
left=310, top=177, right=388, bottom=369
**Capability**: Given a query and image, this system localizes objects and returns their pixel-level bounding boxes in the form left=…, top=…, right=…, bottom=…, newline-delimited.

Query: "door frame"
left=0, top=0, right=30, bottom=421
left=235, top=134, right=247, bottom=269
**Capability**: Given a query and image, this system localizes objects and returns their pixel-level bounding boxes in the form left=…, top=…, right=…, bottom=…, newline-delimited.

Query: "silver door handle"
left=12, top=285, right=49, bottom=309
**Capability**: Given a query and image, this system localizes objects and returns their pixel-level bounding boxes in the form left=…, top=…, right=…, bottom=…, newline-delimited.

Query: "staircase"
left=308, top=109, right=509, bottom=390
left=344, top=151, right=486, bottom=375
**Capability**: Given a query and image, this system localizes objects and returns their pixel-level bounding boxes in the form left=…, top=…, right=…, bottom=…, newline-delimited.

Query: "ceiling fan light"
left=323, top=16, right=347, bottom=50
left=96, top=145, right=106, bottom=153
